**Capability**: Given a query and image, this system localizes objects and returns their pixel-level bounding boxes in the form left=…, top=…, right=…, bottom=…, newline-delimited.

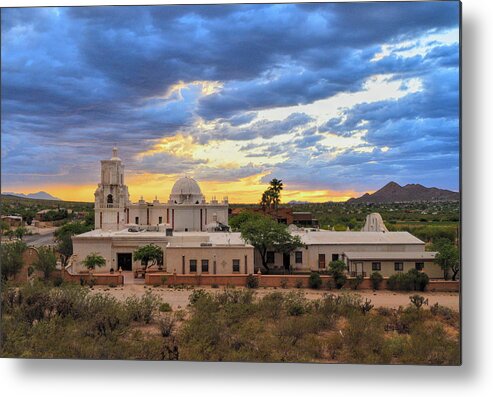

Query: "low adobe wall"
left=61, top=270, right=124, bottom=286
left=146, top=273, right=249, bottom=287
left=145, top=272, right=459, bottom=292
left=427, top=280, right=460, bottom=292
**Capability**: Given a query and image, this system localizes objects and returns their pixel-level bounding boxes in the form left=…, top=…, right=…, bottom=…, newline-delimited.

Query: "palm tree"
left=82, top=253, right=106, bottom=271
left=268, top=179, right=283, bottom=210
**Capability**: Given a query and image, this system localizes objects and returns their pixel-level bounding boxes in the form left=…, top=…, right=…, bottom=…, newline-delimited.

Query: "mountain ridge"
left=2, top=191, right=61, bottom=201
left=347, top=182, right=459, bottom=204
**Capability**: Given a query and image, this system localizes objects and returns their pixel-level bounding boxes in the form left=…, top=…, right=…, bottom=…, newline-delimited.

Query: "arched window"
left=107, top=194, right=113, bottom=205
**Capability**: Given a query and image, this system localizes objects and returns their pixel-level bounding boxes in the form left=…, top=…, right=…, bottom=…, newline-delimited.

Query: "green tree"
left=328, top=260, right=347, bottom=289
left=229, top=211, right=264, bottom=232
left=133, top=244, right=164, bottom=271
left=1, top=240, right=27, bottom=280
left=55, top=222, right=93, bottom=266
left=82, top=253, right=106, bottom=271
left=34, top=246, right=57, bottom=280
left=239, top=215, right=303, bottom=273
left=14, top=226, right=28, bottom=240
left=432, top=238, right=460, bottom=280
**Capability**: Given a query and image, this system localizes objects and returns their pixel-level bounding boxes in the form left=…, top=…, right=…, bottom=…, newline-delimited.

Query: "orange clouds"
left=9, top=173, right=366, bottom=204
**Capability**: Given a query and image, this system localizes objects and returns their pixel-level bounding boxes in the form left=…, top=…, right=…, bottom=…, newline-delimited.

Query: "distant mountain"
left=2, top=191, right=61, bottom=201
left=288, top=200, right=310, bottom=205
left=347, top=182, right=460, bottom=204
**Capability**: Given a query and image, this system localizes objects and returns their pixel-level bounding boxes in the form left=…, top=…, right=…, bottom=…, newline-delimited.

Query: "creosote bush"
left=370, top=272, right=383, bottom=290
left=387, top=269, right=429, bottom=291
left=308, top=273, right=322, bottom=289
left=1, top=281, right=459, bottom=364
left=246, top=274, right=259, bottom=289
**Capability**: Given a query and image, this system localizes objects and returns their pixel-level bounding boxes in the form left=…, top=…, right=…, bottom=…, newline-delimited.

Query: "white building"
left=256, top=229, right=442, bottom=279
left=73, top=147, right=442, bottom=279
left=95, top=148, right=229, bottom=232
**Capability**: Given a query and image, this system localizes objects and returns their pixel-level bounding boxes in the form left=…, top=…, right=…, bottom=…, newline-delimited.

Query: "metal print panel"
left=0, top=1, right=461, bottom=364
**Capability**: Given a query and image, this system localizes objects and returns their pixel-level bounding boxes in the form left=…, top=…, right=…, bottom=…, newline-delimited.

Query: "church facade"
left=95, top=148, right=229, bottom=232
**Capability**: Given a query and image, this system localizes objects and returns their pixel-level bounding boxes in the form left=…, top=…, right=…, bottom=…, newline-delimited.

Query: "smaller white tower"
left=361, top=213, right=389, bottom=232
left=94, top=147, right=130, bottom=230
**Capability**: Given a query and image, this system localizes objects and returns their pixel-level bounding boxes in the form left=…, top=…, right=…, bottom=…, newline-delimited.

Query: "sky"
left=1, top=1, right=460, bottom=203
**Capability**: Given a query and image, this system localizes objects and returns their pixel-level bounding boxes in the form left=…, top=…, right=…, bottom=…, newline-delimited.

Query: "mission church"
left=70, top=148, right=442, bottom=279
left=95, top=147, right=229, bottom=233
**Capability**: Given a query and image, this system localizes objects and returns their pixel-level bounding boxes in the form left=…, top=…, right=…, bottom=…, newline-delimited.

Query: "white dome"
left=169, top=176, right=203, bottom=204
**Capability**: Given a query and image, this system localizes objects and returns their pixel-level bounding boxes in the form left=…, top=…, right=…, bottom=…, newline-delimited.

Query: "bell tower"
left=94, top=147, right=130, bottom=230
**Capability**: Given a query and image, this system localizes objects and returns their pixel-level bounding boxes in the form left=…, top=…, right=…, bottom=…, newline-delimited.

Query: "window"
left=201, top=259, right=209, bottom=273
left=233, top=259, right=240, bottom=273
left=266, top=251, right=275, bottom=264
left=394, top=262, right=404, bottom=271
left=332, top=253, right=339, bottom=262
left=318, top=254, right=326, bottom=269
left=135, top=216, right=139, bottom=224
left=158, top=216, right=163, bottom=224
left=295, top=251, right=303, bottom=264
left=415, top=262, right=424, bottom=271
left=189, top=260, right=197, bottom=273
left=372, top=262, right=381, bottom=271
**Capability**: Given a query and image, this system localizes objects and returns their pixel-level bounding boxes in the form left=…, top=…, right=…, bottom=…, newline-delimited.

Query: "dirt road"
left=90, top=285, right=460, bottom=311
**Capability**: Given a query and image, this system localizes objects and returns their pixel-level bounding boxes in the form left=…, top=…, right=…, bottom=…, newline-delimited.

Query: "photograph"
left=1, top=1, right=460, bottom=364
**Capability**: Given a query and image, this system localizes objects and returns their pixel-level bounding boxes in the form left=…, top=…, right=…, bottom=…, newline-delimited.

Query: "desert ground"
left=89, top=284, right=460, bottom=311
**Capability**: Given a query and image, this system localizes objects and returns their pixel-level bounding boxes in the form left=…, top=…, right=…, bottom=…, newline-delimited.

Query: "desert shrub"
left=84, top=294, right=129, bottom=337
left=342, top=313, right=390, bottom=364
left=377, top=307, right=394, bottom=317
left=308, top=273, right=322, bottom=289
left=349, top=275, right=364, bottom=290
left=108, top=283, right=117, bottom=288
left=125, top=290, right=160, bottom=323
left=333, top=274, right=347, bottom=289
left=402, top=322, right=460, bottom=365
left=160, top=276, right=168, bottom=285
left=158, top=314, right=175, bottom=337
left=50, top=285, right=89, bottom=319
left=387, top=273, right=410, bottom=291
left=294, top=280, right=303, bottom=289
left=86, top=278, right=96, bottom=288
left=211, top=283, right=219, bottom=288
left=359, top=298, right=374, bottom=315
left=1, top=286, right=22, bottom=314
left=258, top=292, right=285, bottom=320
left=318, top=292, right=361, bottom=318
left=388, top=269, right=429, bottom=291
left=430, top=303, right=458, bottom=324
left=387, top=269, right=429, bottom=291
left=215, top=289, right=254, bottom=306
left=52, top=276, right=64, bottom=287
left=415, top=271, right=430, bottom=292
left=285, top=291, right=308, bottom=316
left=189, top=289, right=208, bottom=305
left=328, top=260, right=347, bottom=289
left=409, top=294, right=428, bottom=309
left=246, top=274, right=259, bottom=289
left=280, top=278, right=288, bottom=289
left=370, top=272, right=383, bottom=290
left=159, top=302, right=172, bottom=312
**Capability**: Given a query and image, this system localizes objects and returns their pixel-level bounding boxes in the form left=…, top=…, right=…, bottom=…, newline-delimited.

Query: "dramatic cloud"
left=1, top=2, right=460, bottom=201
